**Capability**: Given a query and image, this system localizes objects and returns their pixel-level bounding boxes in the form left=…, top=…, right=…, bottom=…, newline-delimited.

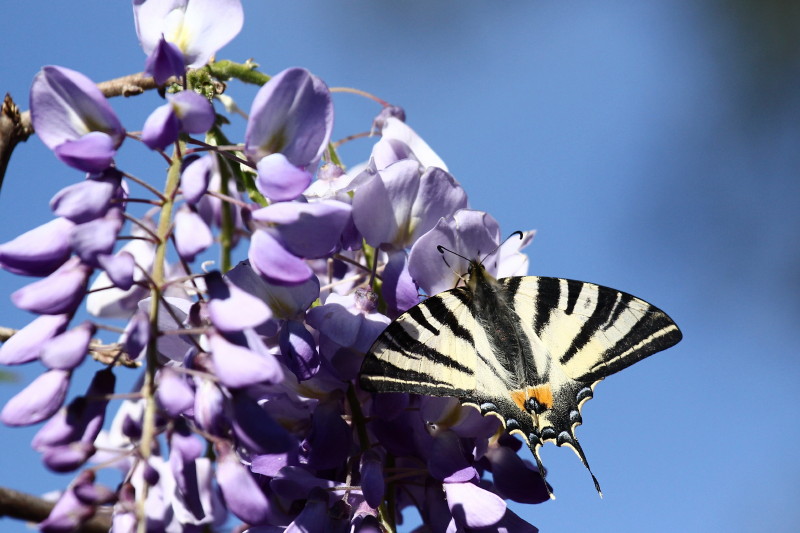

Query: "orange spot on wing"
left=509, top=385, right=554, bottom=411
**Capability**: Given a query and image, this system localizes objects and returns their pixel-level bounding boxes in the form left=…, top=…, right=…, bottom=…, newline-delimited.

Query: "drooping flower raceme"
left=0, top=3, right=547, bottom=533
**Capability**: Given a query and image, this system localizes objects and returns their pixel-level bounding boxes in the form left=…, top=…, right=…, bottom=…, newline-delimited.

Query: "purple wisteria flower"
left=0, top=8, right=550, bottom=531
left=141, top=90, right=215, bottom=150
left=30, top=66, right=125, bottom=172
left=133, top=0, right=244, bottom=69
left=245, top=67, right=334, bottom=200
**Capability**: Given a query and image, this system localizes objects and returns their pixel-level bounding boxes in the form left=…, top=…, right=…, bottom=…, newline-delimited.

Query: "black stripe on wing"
left=580, top=304, right=682, bottom=382
left=560, top=284, right=619, bottom=364
left=378, top=321, right=473, bottom=375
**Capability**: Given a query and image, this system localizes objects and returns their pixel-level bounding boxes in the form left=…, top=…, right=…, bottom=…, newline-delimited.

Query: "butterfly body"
left=360, top=260, right=682, bottom=496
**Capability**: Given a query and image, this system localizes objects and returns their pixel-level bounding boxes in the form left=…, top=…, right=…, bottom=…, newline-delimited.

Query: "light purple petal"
left=252, top=199, right=351, bottom=258
left=408, top=209, right=501, bottom=295
left=216, top=441, right=271, bottom=525
left=193, top=378, right=226, bottom=437
left=70, top=208, right=123, bottom=265
left=248, top=230, right=313, bottom=285
left=245, top=67, right=333, bottom=169
left=121, top=310, right=150, bottom=360
left=156, top=367, right=194, bottom=417
left=206, top=271, right=272, bottom=332
left=134, top=0, right=244, bottom=68
left=208, top=332, right=283, bottom=388
left=30, top=65, right=124, bottom=150
left=352, top=159, right=420, bottom=248
left=40, top=321, right=94, bottom=370
left=381, top=250, right=419, bottom=316
left=181, top=154, right=216, bottom=204
left=305, top=302, right=360, bottom=348
left=225, top=260, right=320, bottom=318
left=145, top=35, right=186, bottom=85
left=443, top=481, right=507, bottom=529
left=169, top=90, right=215, bottom=133
left=381, top=116, right=447, bottom=171
left=1, top=369, right=71, bottom=426
left=0, top=314, right=69, bottom=365
left=141, top=102, right=180, bottom=150
left=409, top=166, right=468, bottom=242
left=174, top=207, right=213, bottom=261
left=255, top=153, right=312, bottom=202
left=371, top=137, right=417, bottom=170
left=54, top=131, right=117, bottom=172
left=97, top=251, right=135, bottom=290
left=0, top=218, right=74, bottom=276
left=38, top=484, right=94, bottom=533
left=42, top=442, right=96, bottom=473
left=11, top=257, right=91, bottom=315
left=50, top=170, right=121, bottom=223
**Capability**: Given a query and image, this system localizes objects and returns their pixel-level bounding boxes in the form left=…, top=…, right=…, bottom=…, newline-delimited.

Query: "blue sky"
left=1, top=2, right=799, bottom=532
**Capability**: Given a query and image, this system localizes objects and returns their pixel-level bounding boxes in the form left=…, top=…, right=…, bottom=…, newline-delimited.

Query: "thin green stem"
left=136, top=146, right=183, bottom=533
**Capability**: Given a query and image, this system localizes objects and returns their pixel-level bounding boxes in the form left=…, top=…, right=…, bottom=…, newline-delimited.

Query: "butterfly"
left=359, top=240, right=682, bottom=496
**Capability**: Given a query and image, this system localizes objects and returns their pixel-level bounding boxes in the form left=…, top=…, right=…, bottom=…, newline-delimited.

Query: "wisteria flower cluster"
left=0, top=1, right=546, bottom=532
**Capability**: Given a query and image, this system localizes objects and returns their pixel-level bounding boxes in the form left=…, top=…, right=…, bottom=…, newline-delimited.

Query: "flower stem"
left=136, top=145, right=183, bottom=533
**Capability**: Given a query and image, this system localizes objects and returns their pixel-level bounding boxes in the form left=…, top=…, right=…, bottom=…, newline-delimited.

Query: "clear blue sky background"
left=1, top=2, right=799, bottom=532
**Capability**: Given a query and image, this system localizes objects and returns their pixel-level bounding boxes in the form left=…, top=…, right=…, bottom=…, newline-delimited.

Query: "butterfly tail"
left=558, top=432, right=603, bottom=497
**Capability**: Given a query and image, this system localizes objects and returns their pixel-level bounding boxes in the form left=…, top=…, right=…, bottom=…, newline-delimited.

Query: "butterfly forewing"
left=506, top=277, right=682, bottom=383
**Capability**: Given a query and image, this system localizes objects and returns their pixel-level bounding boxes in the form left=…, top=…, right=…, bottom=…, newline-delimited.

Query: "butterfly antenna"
left=437, top=245, right=472, bottom=285
left=479, top=231, right=524, bottom=267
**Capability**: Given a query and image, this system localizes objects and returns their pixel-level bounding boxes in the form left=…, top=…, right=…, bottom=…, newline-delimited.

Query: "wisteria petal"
left=360, top=450, right=384, bottom=509
left=30, top=65, right=124, bottom=153
left=381, top=116, right=447, bottom=171
left=496, top=230, right=535, bottom=278
left=156, top=368, right=195, bottom=417
left=278, top=320, right=319, bottom=380
left=444, top=481, right=506, bottom=529
left=1, top=369, right=70, bottom=426
left=206, top=271, right=272, bottom=332
left=145, top=35, right=185, bottom=84
left=70, top=208, right=123, bottom=265
left=54, top=131, right=117, bottom=172
left=244, top=67, right=333, bottom=169
left=173, top=206, right=213, bottom=262
left=141, top=102, right=180, bottom=150
left=42, top=442, right=96, bottom=473
left=193, top=378, right=227, bottom=437
left=486, top=445, right=550, bottom=504
left=97, top=251, right=135, bottom=290
left=208, top=332, right=283, bottom=388
left=306, top=302, right=360, bottom=348
left=409, top=166, right=468, bottom=242
left=0, top=313, right=69, bottom=365
left=409, top=209, right=501, bottom=295
left=351, top=161, right=418, bottom=248
left=40, top=322, right=94, bottom=370
left=86, top=237, right=155, bottom=318
left=216, top=441, right=271, bottom=525
left=252, top=199, right=352, bottom=258
left=306, top=400, right=351, bottom=470
left=371, top=137, right=417, bottom=170
left=248, top=230, right=313, bottom=285
left=121, top=310, right=150, bottom=361
left=39, top=484, right=94, bottom=533
left=181, top=153, right=217, bottom=204
left=134, top=0, right=244, bottom=68
left=169, top=90, right=215, bottom=133
left=230, top=391, right=295, bottom=454
left=428, top=431, right=478, bottom=483
left=50, top=169, right=121, bottom=223
left=226, top=260, right=320, bottom=318
left=381, top=250, right=419, bottom=316
left=0, top=217, right=74, bottom=276
left=11, top=257, right=91, bottom=315
left=255, top=153, right=312, bottom=202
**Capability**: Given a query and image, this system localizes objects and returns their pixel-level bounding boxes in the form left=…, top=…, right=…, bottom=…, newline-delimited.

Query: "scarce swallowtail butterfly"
left=359, top=239, right=682, bottom=496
